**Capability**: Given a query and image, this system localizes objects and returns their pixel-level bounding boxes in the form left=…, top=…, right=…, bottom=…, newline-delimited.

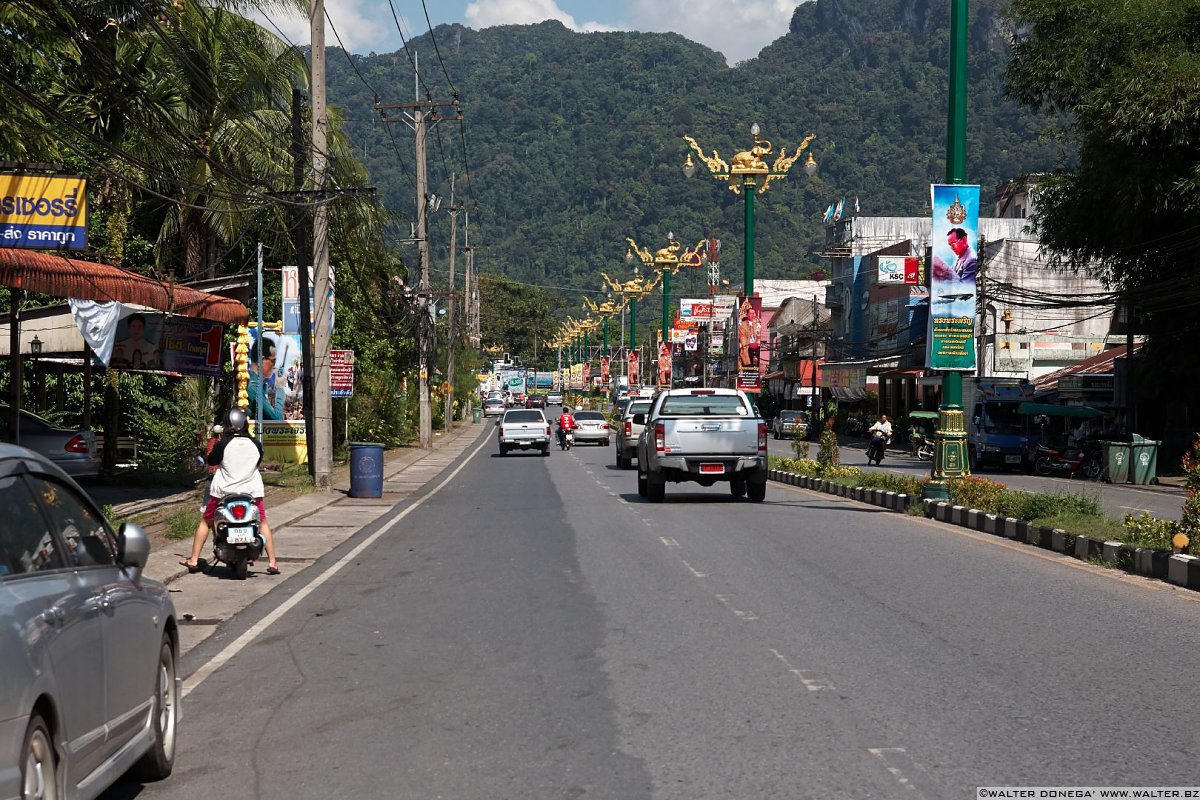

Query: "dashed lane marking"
left=768, top=648, right=834, bottom=691
left=714, top=593, right=758, bottom=620
left=659, top=536, right=680, bottom=548
left=681, top=559, right=708, bottom=578
left=867, top=748, right=932, bottom=799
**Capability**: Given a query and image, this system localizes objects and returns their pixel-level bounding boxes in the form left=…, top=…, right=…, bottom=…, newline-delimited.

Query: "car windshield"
left=660, top=395, right=748, bottom=416
left=979, top=402, right=1029, bottom=436
left=780, top=411, right=798, bottom=421
left=575, top=411, right=605, bottom=421
left=504, top=410, right=543, bottom=422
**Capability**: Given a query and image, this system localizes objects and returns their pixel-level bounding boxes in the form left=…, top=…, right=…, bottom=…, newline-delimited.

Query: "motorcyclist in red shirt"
left=557, top=405, right=578, bottom=447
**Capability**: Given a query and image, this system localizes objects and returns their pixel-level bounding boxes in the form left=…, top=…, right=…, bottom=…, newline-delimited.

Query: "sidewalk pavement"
left=143, top=421, right=486, bottom=587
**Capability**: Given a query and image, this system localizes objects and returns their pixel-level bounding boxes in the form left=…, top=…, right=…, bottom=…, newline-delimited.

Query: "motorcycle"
left=911, top=434, right=935, bottom=461
left=558, top=428, right=574, bottom=450
left=211, top=494, right=265, bottom=580
left=866, top=430, right=891, bottom=465
left=845, top=415, right=865, bottom=437
left=1027, top=441, right=1102, bottom=479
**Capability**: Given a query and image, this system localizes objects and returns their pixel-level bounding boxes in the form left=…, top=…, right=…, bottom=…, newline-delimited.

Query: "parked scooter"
left=911, top=434, right=935, bottom=461
left=1027, top=441, right=1102, bottom=479
left=866, top=430, right=891, bottom=465
left=845, top=415, right=865, bottom=437
left=211, top=494, right=265, bottom=579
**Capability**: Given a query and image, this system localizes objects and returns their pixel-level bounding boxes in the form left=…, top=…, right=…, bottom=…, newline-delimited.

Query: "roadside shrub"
left=775, top=457, right=820, bottom=475
left=816, top=418, right=840, bottom=470
left=164, top=507, right=201, bottom=541
left=857, top=471, right=924, bottom=497
left=1121, top=512, right=1181, bottom=552
left=822, top=465, right=864, bottom=482
left=948, top=476, right=1007, bottom=513
left=791, top=434, right=811, bottom=460
left=1181, top=435, right=1200, bottom=539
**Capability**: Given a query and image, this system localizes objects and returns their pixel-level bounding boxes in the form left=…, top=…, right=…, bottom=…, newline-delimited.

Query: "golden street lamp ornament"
left=601, top=268, right=660, bottom=385
left=683, top=124, right=817, bottom=295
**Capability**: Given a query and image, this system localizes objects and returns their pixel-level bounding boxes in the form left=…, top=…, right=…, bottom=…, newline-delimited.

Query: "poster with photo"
left=927, top=184, right=980, bottom=371
left=735, top=295, right=763, bottom=392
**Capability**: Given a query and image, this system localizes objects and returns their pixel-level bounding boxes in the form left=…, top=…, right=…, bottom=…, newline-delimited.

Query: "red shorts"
left=203, top=496, right=266, bottom=523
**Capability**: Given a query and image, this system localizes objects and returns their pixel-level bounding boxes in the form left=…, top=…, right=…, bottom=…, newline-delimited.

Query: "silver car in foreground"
left=0, top=444, right=180, bottom=799
left=572, top=411, right=611, bottom=446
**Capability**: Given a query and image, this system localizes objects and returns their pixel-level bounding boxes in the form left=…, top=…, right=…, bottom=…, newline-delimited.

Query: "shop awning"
left=1016, top=402, right=1104, bottom=418
left=0, top=248, right=248, bottom=324
left=909, top=410, right=939, bottom=420
left=830, top=386, right=869, bottom=401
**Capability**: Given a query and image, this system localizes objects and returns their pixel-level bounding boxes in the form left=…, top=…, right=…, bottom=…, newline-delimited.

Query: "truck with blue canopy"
left=964, top=377, right=1040, bottom=470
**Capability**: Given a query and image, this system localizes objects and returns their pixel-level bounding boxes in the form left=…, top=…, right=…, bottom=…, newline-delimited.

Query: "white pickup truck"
left=497, top=409, right=552, bottom=456
left=634, top=387, right=768, bottom=502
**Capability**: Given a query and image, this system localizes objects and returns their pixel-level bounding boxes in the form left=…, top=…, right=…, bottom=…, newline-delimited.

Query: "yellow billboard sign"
left=1, top=173, right=87, bottom=250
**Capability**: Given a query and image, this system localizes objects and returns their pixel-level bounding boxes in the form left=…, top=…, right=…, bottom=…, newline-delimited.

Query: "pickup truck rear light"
left=655, top=422, right=665, bottom=453
left=545, top=425, right=552, bottom=436
left=624, top=421, right=631, bottom=437
left=64, top=434, right=90, bottom=454
left=757, top=422, right=768, bottom=453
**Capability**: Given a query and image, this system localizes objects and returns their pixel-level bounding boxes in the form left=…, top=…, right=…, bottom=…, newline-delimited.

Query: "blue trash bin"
left=348, top=442, right=385, bottom=498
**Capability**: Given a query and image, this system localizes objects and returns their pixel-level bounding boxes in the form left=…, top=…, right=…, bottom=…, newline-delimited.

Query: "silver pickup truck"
left=634, top=387, right=768, bottom=502
left=497, top=409, right=551, bottom=456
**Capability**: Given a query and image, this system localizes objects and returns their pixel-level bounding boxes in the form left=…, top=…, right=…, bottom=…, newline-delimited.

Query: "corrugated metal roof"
left=0, top=248, right=248, bottom=325
left=1031, top=344, right=1140, bottom=393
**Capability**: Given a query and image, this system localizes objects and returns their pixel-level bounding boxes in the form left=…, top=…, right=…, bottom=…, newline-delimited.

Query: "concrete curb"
left=768, top=467, right=1200, bottom=593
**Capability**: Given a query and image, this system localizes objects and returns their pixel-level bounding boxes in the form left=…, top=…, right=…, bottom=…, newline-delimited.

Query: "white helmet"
left=575, top=405, right=583, bottom=412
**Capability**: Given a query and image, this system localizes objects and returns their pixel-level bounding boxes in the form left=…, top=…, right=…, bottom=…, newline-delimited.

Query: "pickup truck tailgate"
left=664, top=418, right=757, bottom=455
left=502, top=422, right=545, bottom=439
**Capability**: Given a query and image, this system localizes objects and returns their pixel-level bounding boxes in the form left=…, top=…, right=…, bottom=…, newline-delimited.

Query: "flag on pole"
left=854, top=196, right=860, bottom=215
left=822, top=203, right=835, bottom=224
left=833, top=199, right=844, bottom=222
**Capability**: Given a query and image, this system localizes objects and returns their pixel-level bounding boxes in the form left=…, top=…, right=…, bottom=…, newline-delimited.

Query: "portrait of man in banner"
left=928, top=184, right=981, bottom=371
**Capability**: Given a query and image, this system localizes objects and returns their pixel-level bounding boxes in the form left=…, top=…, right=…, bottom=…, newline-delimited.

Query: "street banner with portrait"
left=248, top=325, right=308, bottom=463
left=628, top=350, right=639, bottom=384
left=600, top=356, right=610, bottom=384
left=927, top=184, right=980, bottom=371
left=657, top=342, right=672, bottom=389
left=735, top=295, right=763, bottom=392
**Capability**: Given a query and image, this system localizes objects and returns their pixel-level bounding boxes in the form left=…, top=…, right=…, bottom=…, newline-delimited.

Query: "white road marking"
left=714, top=593, right=758, bottom=620
left=681, top=559, right=708, bottom=578
left=768, top=648, right=834, bottom=690
left=659, top=536, right=680, bottom=548
left=182, top=433, right=492, bottom=699
left=867, top=748, right=930, bottom=799
left=1120, top=505, right=1151, bottom=513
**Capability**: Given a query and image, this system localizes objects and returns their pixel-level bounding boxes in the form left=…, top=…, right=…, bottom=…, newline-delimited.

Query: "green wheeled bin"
left=472, top=406, right=482, bottom=424
left=1129, top=434, right=1160, bottom=485
left=1102, top=441, right=1131, bottom=483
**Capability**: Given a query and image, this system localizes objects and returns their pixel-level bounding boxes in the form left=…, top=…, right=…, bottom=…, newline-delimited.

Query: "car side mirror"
left=117, top=522, right=151, bottom=582
left=632, top=413, right=646, bottom=426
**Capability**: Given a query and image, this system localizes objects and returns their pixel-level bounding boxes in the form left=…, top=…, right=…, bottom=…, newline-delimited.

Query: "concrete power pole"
left=444, top=174, right=460, bottom=432
left=376, top=54, right=459, bottom=450
left=310, top=0, right=333, bottom=485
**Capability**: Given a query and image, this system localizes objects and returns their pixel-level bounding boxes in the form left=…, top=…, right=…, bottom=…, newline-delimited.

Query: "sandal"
left=179, top=560, right=202, bottom=574
left=266, top=565, right=281, bottom=575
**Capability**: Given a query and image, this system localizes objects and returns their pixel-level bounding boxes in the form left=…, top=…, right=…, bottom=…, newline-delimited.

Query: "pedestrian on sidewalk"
left=181, top=408, right=280, bottom=575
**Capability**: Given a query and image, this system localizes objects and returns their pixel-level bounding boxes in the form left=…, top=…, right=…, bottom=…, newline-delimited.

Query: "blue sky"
left=256, top=0, right=804, bottom=66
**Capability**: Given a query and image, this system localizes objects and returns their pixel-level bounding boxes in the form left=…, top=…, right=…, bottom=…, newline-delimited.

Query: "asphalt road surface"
left=109, top=425, right=1200, bottom=799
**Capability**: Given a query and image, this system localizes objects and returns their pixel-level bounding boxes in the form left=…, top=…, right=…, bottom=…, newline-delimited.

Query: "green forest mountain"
left=326, top=0, right=1066, bottom=300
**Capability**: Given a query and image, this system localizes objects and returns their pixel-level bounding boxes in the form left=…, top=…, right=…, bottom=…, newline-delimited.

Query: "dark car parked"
left=525, top=394, right=547, bottom=409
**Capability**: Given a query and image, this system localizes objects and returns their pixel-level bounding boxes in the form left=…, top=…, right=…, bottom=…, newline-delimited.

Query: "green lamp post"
left=683, top=125, right=817, bottom=296
left=924, top=0, right=972, bottom=501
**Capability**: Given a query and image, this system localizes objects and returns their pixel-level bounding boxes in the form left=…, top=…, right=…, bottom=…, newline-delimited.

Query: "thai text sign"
left=330, top=349, right=354, bottom=398
left=927, top=184, right=979, bottom=371
left=1, top=174, right=87, bottom=250
left=680, top=296, right=736, bottom=323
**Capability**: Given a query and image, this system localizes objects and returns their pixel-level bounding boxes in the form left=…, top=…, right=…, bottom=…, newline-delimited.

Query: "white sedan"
left=571, top=411, right=611, bottom=446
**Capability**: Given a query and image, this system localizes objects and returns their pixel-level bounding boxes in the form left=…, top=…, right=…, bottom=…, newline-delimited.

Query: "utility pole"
left=310, top=0, right=333, bottom=486
left=376, top=53, right=460, bottom=449
left=444, top=174, right=461, bottom=432
left=811, top=294, right=819, bottom=418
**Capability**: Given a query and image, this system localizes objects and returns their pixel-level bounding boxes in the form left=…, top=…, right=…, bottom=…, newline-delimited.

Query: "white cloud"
left=465, top=0, right=616, bottom=33
left=249, top=0, right=401, bottom=54
left=626, top=0, right=799, bottom=64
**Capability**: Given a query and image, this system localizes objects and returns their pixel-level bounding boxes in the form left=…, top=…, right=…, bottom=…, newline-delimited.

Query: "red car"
left=525, top=394, right=547, bottom=409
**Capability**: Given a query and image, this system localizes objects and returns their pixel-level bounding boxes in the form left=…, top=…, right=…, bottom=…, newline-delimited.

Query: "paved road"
left=110, top=425, right=1200, bottom=799
left=806, top=438, right=1186, bottom=521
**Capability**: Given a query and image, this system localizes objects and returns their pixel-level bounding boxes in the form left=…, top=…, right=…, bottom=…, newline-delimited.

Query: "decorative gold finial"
left=235, top=326, right=251, bottom=409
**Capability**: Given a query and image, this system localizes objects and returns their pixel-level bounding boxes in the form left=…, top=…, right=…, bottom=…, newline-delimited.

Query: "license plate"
left=226, top=526, right=255, bottom=544
left=1005, top=455, right=1021, bottom=464
left=699, top=463, right=725, bottom=474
